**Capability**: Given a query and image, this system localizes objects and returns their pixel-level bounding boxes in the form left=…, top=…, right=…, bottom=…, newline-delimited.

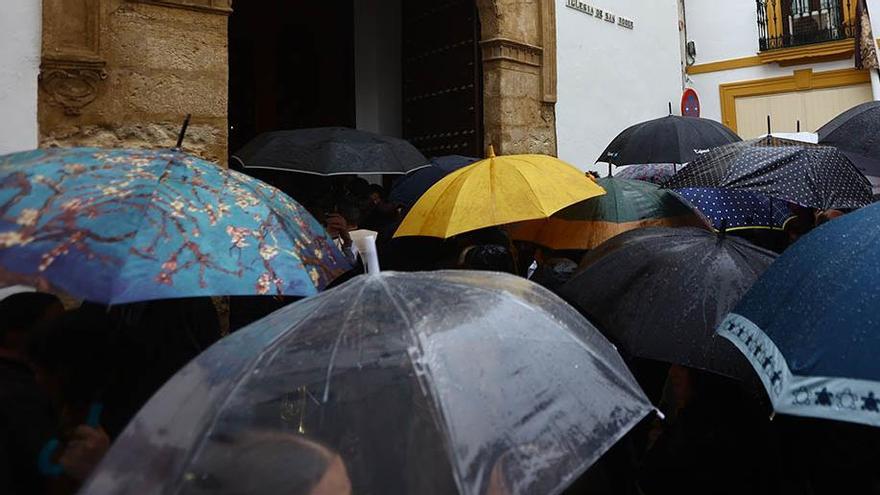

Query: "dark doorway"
left=402, top=1, right=483, bottom=158
left=228, top=1, right=356, bottom=154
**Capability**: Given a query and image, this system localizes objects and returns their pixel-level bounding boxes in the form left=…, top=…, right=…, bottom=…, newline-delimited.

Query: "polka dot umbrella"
left=664, top=136, right=874, bottom=211
left=674, top=187, right=795, bottom=231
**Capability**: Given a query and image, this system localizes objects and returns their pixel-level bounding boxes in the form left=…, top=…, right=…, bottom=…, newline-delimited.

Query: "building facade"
left=0, top=0, right=42, bottom=155
left=555, top=0, right=684, bottom=170
left=0, top=0, right=564, bottom=165
left=684, top=0, right=880, bottom=138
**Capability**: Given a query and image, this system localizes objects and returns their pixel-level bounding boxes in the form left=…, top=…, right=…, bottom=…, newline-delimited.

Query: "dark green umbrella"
left=508, top=177, right=709, bottom=250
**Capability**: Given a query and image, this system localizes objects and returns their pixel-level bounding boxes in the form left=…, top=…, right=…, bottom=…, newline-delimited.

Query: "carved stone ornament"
left=40, top=60, right=108, bottom=116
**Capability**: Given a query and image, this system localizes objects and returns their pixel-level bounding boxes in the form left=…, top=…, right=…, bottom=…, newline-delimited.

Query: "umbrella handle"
left=37, top=402, right=104, bottom=478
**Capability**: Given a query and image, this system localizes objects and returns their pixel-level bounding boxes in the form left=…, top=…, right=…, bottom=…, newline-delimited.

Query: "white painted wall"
left=684, top=0, right=880, bottom=131
left=556, top=0, right=684, bottom=172
left=688, top=59, right=855, bottom=126
left=354, top=0, right=402, bottom=138
left=0, top=0, right=41, bottom=155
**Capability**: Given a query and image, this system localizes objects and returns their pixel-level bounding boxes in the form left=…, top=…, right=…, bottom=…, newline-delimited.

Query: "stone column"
left=476, top=0, right=558, bottom=156
left=38, top=0, right=231, bottom=164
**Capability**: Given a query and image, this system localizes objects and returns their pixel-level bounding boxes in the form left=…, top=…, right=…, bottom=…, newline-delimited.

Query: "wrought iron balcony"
left=757, top=0, right=855, bottom=51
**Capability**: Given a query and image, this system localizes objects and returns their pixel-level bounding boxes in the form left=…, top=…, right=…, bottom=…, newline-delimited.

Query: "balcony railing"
left=757, top=0, right=855, bottom=51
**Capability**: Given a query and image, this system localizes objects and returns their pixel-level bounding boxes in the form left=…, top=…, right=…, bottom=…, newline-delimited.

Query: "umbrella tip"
left=487, top=144, right=496, bottom=159
left=175, top=113, right=192, bottom=150
left=668, top=101, right=673, bottom=115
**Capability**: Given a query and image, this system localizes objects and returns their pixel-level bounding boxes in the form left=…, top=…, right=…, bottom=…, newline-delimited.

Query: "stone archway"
left=37, top=0, right=556, bottom=161
left=475, top=0, right=557, bottom=156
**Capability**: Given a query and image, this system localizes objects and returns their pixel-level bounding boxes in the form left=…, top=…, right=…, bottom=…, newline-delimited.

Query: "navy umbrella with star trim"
left=674, top=187, right=795, bottom=231
left=717, top=202, right=880, bottom=427
left=664, top=136, right=873, bottom=211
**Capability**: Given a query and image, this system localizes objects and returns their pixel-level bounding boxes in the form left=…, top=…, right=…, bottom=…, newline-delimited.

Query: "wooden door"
left=401, top=1, right=483, bottom=158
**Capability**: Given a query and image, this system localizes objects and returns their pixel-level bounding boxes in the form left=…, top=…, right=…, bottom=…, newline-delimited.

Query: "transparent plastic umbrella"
left=81, top=271, right=653, bottom=495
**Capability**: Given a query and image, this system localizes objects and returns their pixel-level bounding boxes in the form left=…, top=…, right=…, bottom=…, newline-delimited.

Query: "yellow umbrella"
left=395, top=148, right=606, bottom=239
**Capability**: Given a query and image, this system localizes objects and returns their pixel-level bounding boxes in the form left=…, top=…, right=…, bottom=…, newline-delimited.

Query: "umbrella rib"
left=321, top=281, right=370, bottom=403
left=110, top=151, right=177, bottom=303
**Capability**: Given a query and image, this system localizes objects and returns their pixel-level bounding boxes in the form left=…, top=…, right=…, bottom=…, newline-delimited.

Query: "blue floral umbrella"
left=717, top=202, right=880, bottom=427
left=0, top=148, right=350, bottom=304
left=674, top=187, right=795, bottom=231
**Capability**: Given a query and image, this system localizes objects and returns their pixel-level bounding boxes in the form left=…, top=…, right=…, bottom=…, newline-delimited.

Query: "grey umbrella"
left=818, top=101, right=880, bottom=177
left=560, top=227, right=777, bottom=380
left=81, top=271, right=653, bottom=495
left=232, top=127, right=429, bottom=176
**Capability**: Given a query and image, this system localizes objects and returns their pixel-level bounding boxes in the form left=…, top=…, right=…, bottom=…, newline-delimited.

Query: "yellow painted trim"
left=766, top=0, right=783, bottom=39
left=687, top=56, right=764, bottom=75
left=688, top=39, right=861, bottom=75
left=844, top=0, right=857, bottom=26
left=757, top=38, right=854, bottom=65
left=719, top=68, right=871, bottom=133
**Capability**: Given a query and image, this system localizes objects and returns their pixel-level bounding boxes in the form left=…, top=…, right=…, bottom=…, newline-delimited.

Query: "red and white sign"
left=681, top=88, right=700, bottom=118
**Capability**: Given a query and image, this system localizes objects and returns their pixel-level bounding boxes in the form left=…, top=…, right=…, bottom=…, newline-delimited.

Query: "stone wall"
left=38, top=0, right=230, bottom=164
left=38, top=0, right=555, bottom=161
left=476, top=0, right=558, bottom=156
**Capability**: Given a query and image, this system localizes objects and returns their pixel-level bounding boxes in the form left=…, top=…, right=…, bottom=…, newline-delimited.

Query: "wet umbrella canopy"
left=717, top=202, right=880, bottom=427
left=0, top=148, right=349, bottom=304
left=560, top=227, right=777, bottom=378
left=613, top=163, right=679, bottom=185
left=232, top=127, right=429, bottom=176
left=508, top=177, right=709, bottom=250
left=598, top=115, right=741, bottom=166
left=82, top=271, right=653, bottom=495
left=817, top=100, right=880, bottom=176
left=664, top=136, right=874, bottom=210
left=674, top=187, right=795, bottom=231
left=388, top=155, right=479, bottom=207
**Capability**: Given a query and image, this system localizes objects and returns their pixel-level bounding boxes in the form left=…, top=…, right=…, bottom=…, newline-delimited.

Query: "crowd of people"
left=1, top=168, right=876, bottom=495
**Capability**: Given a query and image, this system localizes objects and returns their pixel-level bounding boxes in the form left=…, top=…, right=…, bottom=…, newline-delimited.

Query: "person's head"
left=458, top=244, right=517, bottom=274
left=783, top=206, right=815, bottom=244
left=0, top=292, right=63, bottom=358
left=184, top=430, right=351, bottom=495
left=815, top=209, right=844, bottom=226
left=28, top=306, right=112, bottom=406
left=531, top=258, right=578, bottom=292
left=367, top=184, right=386, bottom=207
left=334, top=200, right=362, bottom=230
left=344, top=177, right=371, bottom=201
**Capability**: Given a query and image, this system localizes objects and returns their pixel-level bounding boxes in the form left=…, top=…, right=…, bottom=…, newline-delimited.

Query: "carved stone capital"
left=40, top=59, right=108, bottom=116
left=480, top=37, right=544, bottom=67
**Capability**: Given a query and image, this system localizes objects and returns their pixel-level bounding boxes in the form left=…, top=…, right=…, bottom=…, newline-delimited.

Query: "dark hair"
left=0, top=292, right=62, bottom=344
left=368, top=183, right=386, bottom=200
left=28, top=307, right=113, bottom=405
left=459, top=244, right=517, bottom=274
left=183, top=430, right=340, bottom=495
left=335, top=199, right=363, bottom=227
left=345, top=177, right=371, bottom=199
left=457, top=227, right=511, bottom=248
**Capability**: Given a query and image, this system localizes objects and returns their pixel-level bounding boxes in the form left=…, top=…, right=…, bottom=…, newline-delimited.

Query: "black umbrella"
left=818, top=101, right=880, bottom=177
left=82, top=271, right=653, bottom=495
left=559, top=227, right=777, bottom=379
left=598, top=115, right=741, bottom=167
left=388, top=155, right=478, bottom=206
left=232, top=127, right=429, bottom=176
left=664, top=136, right=873, bottom=210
